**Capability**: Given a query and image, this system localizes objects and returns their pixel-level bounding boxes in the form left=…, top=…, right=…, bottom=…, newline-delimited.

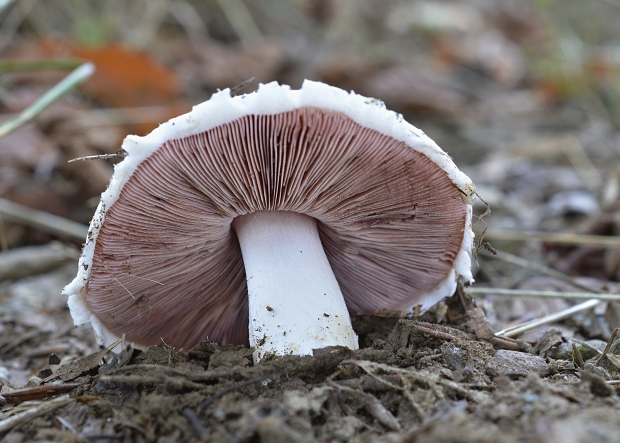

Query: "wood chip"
left=42, top=339, right=122, bottom=383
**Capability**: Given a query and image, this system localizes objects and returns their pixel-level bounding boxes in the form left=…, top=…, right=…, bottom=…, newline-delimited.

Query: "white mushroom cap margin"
left=63, top=80, right=476, bottom=347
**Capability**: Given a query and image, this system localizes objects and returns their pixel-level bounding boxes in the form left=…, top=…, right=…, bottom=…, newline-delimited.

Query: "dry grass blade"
left=0, top=329, right=41, bottom=355
left=230, top=77, right=255, bottom=95
left=495, top=299, right=601, bottom=338
left=481, top=249, right=605, bottom=293
left=408, top=320, right=471, bottom=341
left=603, top=354, right=620, bottom=369
left=0, top=242, right=79, bottom=282
left=482, top=229, right=620, bottom=246
left=0, top=395, right=71, bottom=434
left=0, top=104, right=192, bottom=127
left=465, top=288, right=620, bottom=301
left=596, top=328, right=619, bottom=367
left=476, top=248, right=611, bottom=339
left=215, top=0, right=263, bottom=47
left=0, top=198, right=88, bottom=241
left=105, top=363, right=266, bottom=383
left=55, top=416, right=78, bottom=434
left=572, top=343, right=585, bottom=369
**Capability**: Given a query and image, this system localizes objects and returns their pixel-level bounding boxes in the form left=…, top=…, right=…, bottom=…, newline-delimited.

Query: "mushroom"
left=63, top=81, right=475, bottom=361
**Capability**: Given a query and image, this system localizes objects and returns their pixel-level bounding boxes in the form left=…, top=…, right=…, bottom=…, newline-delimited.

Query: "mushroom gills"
left=232, top=210, right=359, bottom=362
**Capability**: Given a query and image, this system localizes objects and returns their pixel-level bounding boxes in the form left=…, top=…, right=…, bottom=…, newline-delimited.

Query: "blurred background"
left=2, top=0, right=620, bottom=243
left=2, top=0, right=620, bottom=361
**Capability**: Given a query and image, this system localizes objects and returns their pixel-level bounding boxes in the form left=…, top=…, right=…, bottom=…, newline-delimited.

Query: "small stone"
left=256, top=416, right=310, bottom=443
left=583, top=363, right=611, bottom=381
left=207, top=345, right=252, bottom=370
left=486, top=350, right=549, bottom=378
left=26, top=376, right=42, bottom=387
left=467, top=307, right=495, bottom=340
left=548, top=340, right=605, bottom=361
left=330, top=416, right=363, bottom=441
left=443, top=344, right=465, bottom=370
left=580, top=370, right=614, bottom=397
left=37, top=368, right=53, bottom=379
left=188, top=339, right=218, bottom=366
left=532, top=329, right=563, bottom=357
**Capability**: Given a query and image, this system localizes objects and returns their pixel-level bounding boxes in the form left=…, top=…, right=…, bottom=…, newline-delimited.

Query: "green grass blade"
left=0, top=62, right=95, bottom=139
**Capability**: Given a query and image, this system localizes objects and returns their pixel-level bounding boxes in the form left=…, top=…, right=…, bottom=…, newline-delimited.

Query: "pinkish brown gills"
left=85, top=108, right=468, bottom=350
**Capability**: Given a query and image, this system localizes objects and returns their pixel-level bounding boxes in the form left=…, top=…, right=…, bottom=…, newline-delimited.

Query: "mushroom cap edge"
left=63, top=80, right=476, bottom=346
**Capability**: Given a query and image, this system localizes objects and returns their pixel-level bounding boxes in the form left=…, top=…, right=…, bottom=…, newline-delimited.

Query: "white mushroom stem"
left=233, top=211, right=359, bottom=362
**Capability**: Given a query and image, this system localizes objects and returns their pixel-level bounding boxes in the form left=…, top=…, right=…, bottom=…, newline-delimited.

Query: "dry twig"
left=0, top=198, right=88, bottom=241
left=68, top=149, right=128, bottom=163
left=98, top=372, right=207, bottom=391
left=0, top=395, right=71, bottom=434
left=3, top=384, right=79, bottom=402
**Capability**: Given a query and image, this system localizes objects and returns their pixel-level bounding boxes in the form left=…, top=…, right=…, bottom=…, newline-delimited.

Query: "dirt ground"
left=2, top=265, right=620, bottom=442
left=2, top=0, right=620, bottom=442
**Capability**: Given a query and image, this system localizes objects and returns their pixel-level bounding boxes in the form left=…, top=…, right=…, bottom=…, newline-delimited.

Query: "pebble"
left=26, top=376, right=42, bottom=387
left=486, top=350, right=549, bottom=378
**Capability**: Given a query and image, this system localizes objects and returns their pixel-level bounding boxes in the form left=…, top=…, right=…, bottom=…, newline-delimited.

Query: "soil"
left=2, top=287, right=620, bottom=443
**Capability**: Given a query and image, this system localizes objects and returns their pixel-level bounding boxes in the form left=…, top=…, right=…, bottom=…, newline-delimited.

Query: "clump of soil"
left=2, top=306, right=620, bottom=443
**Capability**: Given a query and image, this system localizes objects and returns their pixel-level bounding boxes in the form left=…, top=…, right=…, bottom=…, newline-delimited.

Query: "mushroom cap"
left=63, top=81, right=475, bottom=350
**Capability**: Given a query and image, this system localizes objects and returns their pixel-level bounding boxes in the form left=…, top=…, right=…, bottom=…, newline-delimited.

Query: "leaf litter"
left=2, top=271, right=620, bottom=442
